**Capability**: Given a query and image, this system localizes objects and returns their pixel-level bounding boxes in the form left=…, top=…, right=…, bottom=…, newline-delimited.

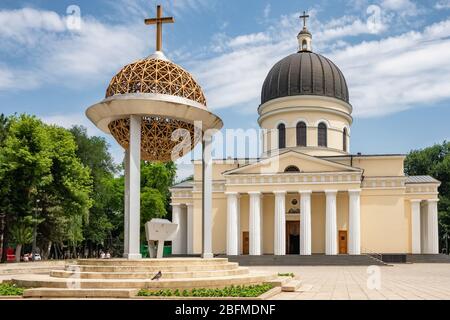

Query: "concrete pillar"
left=325, top=190, right=338, bottom=255
left=410, top=199, right=422, bottom=254
left=124, top=115, right=142, bottom=259
left=202, top=131, right=213, bottom=258
left=171, top=204, right=182, bottom=254
left=226, top=192, right=239, bottom=255
left=273, top=191, right=286, bottom=255
left=427, top=199, right=439, bottom=254
left=348, top=189, right=361, bottom=255
left=186, top=204, right=194, bottom=255
left=300, top=190, right=312, bottom=255
left=123, top=150, right=130, bottom=257
left=249, top=192, right=262, bottom=255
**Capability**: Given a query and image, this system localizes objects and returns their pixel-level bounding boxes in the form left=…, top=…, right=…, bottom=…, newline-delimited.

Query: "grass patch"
left=137, top=284, right=273, bottom=298
left=0, top=283, right=25, bottom=296
left=278, top=272, right=295, bottom=278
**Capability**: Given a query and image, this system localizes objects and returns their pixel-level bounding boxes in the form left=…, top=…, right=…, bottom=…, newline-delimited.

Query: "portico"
left=223, top=188, right=360, bottom=256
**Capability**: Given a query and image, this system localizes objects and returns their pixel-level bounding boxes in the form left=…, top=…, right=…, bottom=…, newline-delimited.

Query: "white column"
left=300, top=190, right=312, bottom=255
left=123, top=150, right=130, bottom=257
left=427, top=199, right=439, bottom=254
left=348, top=189, right=361, bottom=255
left=237, top=195, right=241, bottom=254
left=273, top=191, right=286, bottom=255
left=226, top=192, right=239, bottom=255
left=171, top=204, right=182, bottom=254
left=410, top=200, right=422, bottom=254
left=124, top=115, right=142, bottom=259
left=202, top=131, right=213, bottom=258
left=186, top=204, right=194, bottom=255
left=249, top=192, right=262, bottom=255
left=325, top=190, right=338, bottom=255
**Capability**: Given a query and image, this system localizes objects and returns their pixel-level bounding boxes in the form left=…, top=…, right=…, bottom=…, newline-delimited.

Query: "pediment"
left=223, top=150, right=361, bottom=175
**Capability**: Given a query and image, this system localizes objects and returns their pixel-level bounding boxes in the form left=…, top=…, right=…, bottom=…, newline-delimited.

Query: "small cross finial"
left=299, top=11, right=310, bottom=28
left=145, top=4, right=174, bottom=52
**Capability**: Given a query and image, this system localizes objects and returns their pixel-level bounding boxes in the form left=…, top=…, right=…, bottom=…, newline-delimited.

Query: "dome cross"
left=145, top=4, right=174, bottom=52
left=300, top=11, right=310, bottom=28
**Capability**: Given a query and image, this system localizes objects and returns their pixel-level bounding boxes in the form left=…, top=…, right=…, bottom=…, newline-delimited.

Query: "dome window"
left=318, top=122, right=327, bottom=147
left=302, top=40, right=308, bottom=51
left=277, top=123, right=286, bottom=149
left=296, top=121, right=307, bottom=147
left=285, top=165, right=300, bottom=173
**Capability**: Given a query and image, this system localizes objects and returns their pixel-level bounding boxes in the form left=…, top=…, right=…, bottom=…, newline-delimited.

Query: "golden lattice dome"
left=105, top=53, right=207, bottom=106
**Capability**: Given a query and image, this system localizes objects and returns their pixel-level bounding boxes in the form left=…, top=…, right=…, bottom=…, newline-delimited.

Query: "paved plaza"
left=249, top=264, right=450, bottom=300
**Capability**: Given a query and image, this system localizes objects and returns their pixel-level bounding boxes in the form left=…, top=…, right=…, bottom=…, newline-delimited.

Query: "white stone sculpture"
left=145, top=219, right=178, bottom=258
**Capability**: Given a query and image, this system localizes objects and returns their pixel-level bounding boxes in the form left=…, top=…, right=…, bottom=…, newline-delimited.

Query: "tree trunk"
left=15, top=244, right=22, bottom=262
left=1, top=221, right=8, bottom=263
left=46, top=241, right=52, bottom=260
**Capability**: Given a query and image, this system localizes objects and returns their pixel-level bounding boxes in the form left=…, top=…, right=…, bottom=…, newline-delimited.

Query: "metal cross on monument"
left=299, top=11, right=310, bottom=28
left=145, top=4, right=175, bottom=52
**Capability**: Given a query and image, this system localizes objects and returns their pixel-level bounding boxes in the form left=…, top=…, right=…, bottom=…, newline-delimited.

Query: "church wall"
left=212, top=193, right=227, bottom=254
left=311, top=193, right=326, bottom=253
left=337, top=192, right=349, bottom=233
left=260, top=109, right=350, bottom=155
left=194, top=162, right=238, bottom=181
left=262, top=194, right=275, bottom=254
left=193, top=196, right=203, bottom=254
left=352, top=157, right=404, bottom=177
left=239, top=194, right=249, bottom=254
left=360, top=190, right=409, bottom=253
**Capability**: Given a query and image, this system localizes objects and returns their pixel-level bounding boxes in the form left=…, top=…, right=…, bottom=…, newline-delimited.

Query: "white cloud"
left=435, top=0, right=450, bottom=9
left=0, top=8, right=148, bottom=91
left=380, top=0, right=419, bottom=16
left=189, top=11, right=450, bottom=118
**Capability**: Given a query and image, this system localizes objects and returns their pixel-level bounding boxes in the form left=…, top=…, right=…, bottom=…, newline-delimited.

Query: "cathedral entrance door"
left=286, top=221, right=300, bottom=254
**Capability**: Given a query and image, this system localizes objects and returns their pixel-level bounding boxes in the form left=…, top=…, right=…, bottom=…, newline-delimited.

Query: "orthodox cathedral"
left=170, top=16, right=440, bottom=256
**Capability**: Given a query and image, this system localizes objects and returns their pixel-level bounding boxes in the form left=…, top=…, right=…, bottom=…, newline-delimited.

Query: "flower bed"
left=137, top=284, right=273, bottom=298
left=0, top=283, right=25, bottom=296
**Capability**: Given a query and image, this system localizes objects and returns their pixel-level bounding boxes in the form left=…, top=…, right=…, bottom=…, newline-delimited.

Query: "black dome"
left=261, top=52, right=349, bottom=105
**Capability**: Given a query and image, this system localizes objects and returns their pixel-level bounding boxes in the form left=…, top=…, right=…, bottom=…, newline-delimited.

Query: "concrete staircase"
left=406, top=254, right=450, bottom=263
left=221, top=255, right=387, bottom=266
left=11, top=258, right=277, bottom=299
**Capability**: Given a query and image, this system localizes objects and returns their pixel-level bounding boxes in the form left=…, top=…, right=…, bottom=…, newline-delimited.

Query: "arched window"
left=318, top=122, right=327, bottom=147
left=343, top=128, right=348, bottom=152
left=277, top=123, right=286, bottom=149
left=296, top=122, right=307, bottom=147
left=302, top=40, right=307, bottom=51
left=284, top=165, right=300, bottom=173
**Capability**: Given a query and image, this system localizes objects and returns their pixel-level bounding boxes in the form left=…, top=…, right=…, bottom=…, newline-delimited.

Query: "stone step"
left=264, top=277, right=291, bottom=287
left=281, top=280, right=302, bottom=292
left=23, top=288, right=138, bottom=299
left=12, top=273, right=277, bottom=290
left=76, top=258, right=229, bottom=266
left=222, top=255, right=386, bottom=266
left=65, top=262, right=239, bottom=273
left=50, top=267, right=249, bottom=279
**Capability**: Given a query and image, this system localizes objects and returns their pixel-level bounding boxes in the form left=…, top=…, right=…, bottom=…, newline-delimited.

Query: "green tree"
left=69, top=126, right=118, bottom=255
left=405, top=141, right=450, bottom=253
left=0, top=115, right=93, bottom=262
left=10, top=223, right=33, bottom=262
left=0, top=114, right=10, bottom=262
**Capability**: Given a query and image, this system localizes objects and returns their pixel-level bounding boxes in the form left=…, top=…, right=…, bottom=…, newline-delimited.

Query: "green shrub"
left=137, top=283, right=273, bottom=298
left=278, top=272, right=295, bottom=278
left=0, top=283, right=25, bottom=296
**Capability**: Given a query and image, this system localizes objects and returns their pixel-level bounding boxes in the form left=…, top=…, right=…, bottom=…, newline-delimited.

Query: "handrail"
left=362, top=247, right=383, bottom=262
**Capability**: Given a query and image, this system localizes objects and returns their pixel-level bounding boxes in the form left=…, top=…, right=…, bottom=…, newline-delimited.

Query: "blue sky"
left=1, top=0, right=450, bottom=179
